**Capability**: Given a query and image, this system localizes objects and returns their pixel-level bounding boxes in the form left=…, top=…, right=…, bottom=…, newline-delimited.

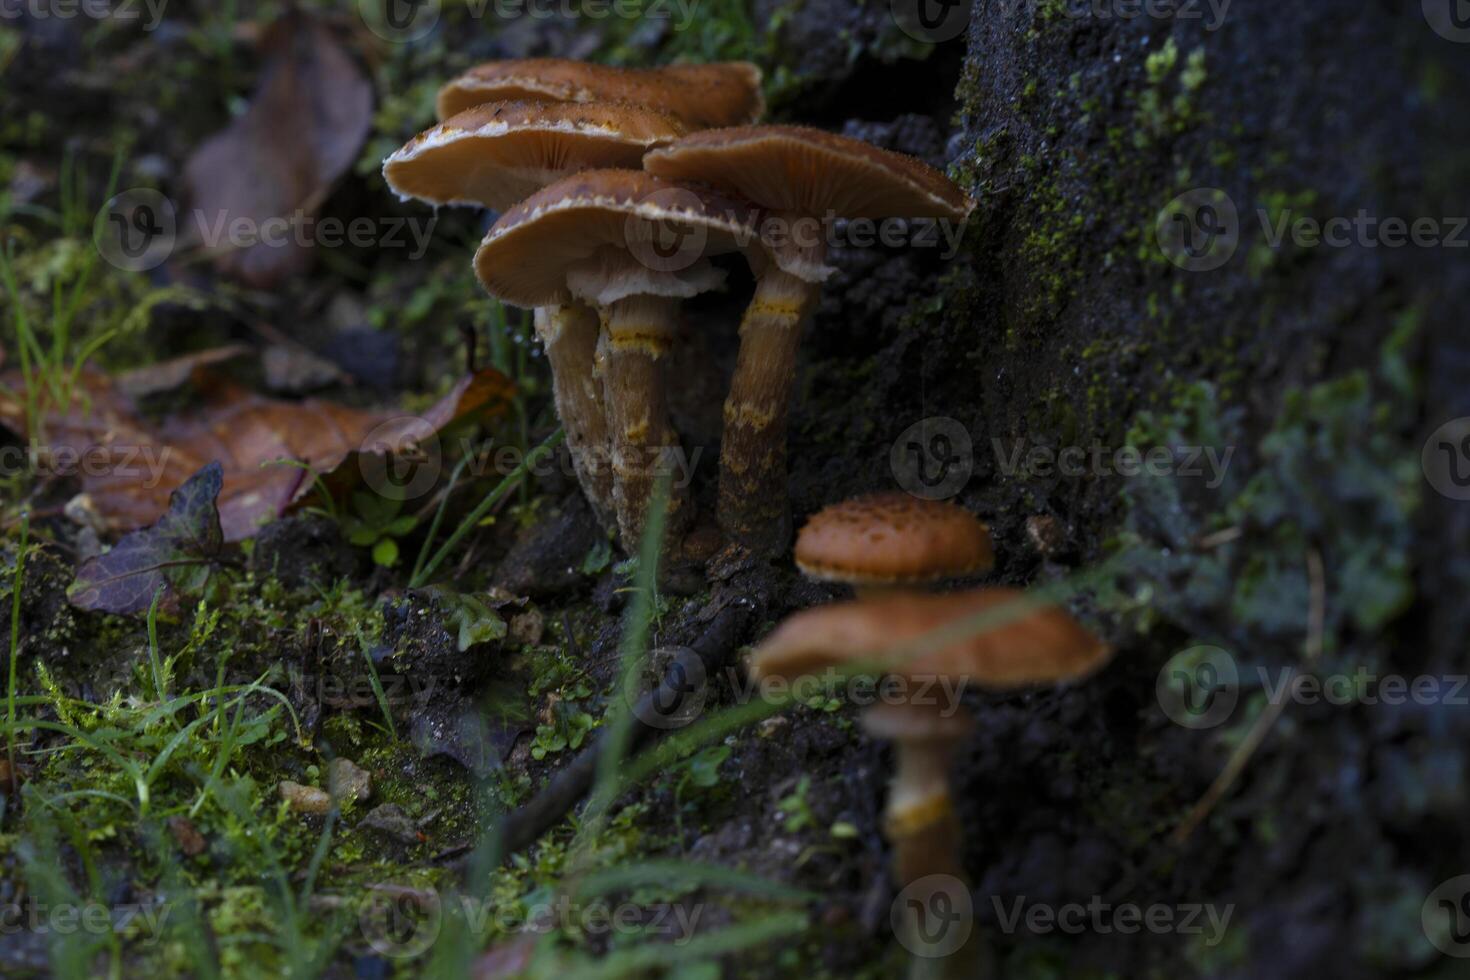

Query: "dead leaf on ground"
left=67, top=461, right=224, bottom=614
left=116, top=344, right=254, bottom=399
left=183, top=11, right=373, bottom=288
left=0, top=366, right=514, bottom=542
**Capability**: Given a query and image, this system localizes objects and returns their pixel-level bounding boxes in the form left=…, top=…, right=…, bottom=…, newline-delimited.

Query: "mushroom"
left=383, top=100, right=688, bottom=210
left=644, top=127, right=975, bottom=555
left=382, top=100, right=689, bottom=532
left=435, top=58, right=765, bottom=129
left=473, top=169, right=759, bottom=552
left=749, top=588, right=1109, bottom=921
left=794, top=492, right=993, bottom=599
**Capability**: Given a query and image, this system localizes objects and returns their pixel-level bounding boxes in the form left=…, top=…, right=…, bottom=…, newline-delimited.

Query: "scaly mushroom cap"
left=749, top=588, right=1111, bottom=689
left=437, top=58, right=765, bottom=129
left=383, top=100, right=688, bottom=211
left=794, top=492, right=994, bottom=587
left=473, top=169, right=758, bottom=309
left=643, top=125, right=974, bottom=220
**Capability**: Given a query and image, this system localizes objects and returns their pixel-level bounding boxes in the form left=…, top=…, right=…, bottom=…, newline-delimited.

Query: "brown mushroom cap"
left=473, top=169, right=758, bottom=309
left=643, top=125, right=974, bottom=220
left=437, top=58, right=765, bottom=129
left=383, top=100, right=688, bottom=211
left=749, top=588, right=1111, bottom=689
left=794, top=492, right=994, bottom=587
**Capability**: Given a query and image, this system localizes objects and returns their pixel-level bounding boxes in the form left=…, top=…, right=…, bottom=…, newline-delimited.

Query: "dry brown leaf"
left=0, top=366, right=514, bottom=542
left=183, top=12, right=373, bottom=288
left=116, top=345, right=254, bottom=399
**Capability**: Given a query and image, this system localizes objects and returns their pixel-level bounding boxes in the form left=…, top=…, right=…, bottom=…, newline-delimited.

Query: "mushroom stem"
left=597, top=293, right=692, bottom=550
left=536, top=303, right=617, bottom=532
left=886, top=733, right=983, bottom=980
left=718, top=264, right=821, bottom=555
left=886, top=735, right=967, bottom=886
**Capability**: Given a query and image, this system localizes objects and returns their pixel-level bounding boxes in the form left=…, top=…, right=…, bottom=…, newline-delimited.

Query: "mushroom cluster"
left=383, top=58, right=973, bottom=559
left=752, top=494, right=1110, bottom=972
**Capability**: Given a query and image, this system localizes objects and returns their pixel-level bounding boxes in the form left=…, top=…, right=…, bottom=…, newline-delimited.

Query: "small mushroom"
left=794, top=492, right=993, bottom=599
left=382, top=101, right=689, bottom=532
left=749, top=587, right=1110, bottom=888
left=645, top=127, right=975, bottom=555
left=474, top=169, right=759, bottom=551
left=435, top=58, right=765, bottom=128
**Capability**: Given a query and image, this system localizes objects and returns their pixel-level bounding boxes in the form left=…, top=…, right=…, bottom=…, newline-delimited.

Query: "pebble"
left=328, top=758, right=373, bottom=805
left=279, top=781, right=331, bottom=815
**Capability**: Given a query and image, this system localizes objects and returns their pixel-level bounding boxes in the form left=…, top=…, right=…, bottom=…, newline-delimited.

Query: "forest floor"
left=1, top=1, right=1466, bottom=979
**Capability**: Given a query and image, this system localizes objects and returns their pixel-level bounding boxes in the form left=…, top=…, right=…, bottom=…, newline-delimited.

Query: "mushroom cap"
left=473, top=169, right=759, bottom=309
left=794, top=492, right=994, bottom=586
left=643, top=125, right=974, bottom=220
left=437, top=58, right=765, bottom=129
left=749, top=588, right=1111, bottom=690
left=383, top=100, right=688, bottom=211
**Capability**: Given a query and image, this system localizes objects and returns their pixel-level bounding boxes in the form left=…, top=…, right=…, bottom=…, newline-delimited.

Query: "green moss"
left=1134, top=41, right=1209, bottom=147
left=1102, top=315, right=1420, bottom=649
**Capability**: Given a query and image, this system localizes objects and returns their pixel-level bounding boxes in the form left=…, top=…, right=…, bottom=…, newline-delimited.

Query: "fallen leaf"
left=116, top=345, right=254, bottom=399
left=183, top=12, right=373, bottom=287
left=67, top=461, right=224, bottom=614
left=0, top=366, right=513, bottom=542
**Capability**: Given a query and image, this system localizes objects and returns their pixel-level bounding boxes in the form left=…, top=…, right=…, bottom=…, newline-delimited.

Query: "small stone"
left=1025, top=515, right=1066, bottom=557
left=361, top=803, right=421, bottom=844
left=167, top=816, right=207, bottom=856
left=508, top=608, right=544, bottom=647
left=279, top=781, right=332, bottom=815
left=327, top=758, right=372, bottom=805
left=758, top=716, right=789, bottom=739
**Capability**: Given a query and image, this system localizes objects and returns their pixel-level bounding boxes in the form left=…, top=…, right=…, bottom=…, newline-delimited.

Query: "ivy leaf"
left=68, top=462, right=225, bottom=615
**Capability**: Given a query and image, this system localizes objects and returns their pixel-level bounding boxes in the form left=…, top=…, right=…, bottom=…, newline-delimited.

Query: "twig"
left=441, top=600, right=754, bottom=869
left=1196, top=526, right=1243, bottom=549
left=1171, top=547, right=1327, bottom=845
